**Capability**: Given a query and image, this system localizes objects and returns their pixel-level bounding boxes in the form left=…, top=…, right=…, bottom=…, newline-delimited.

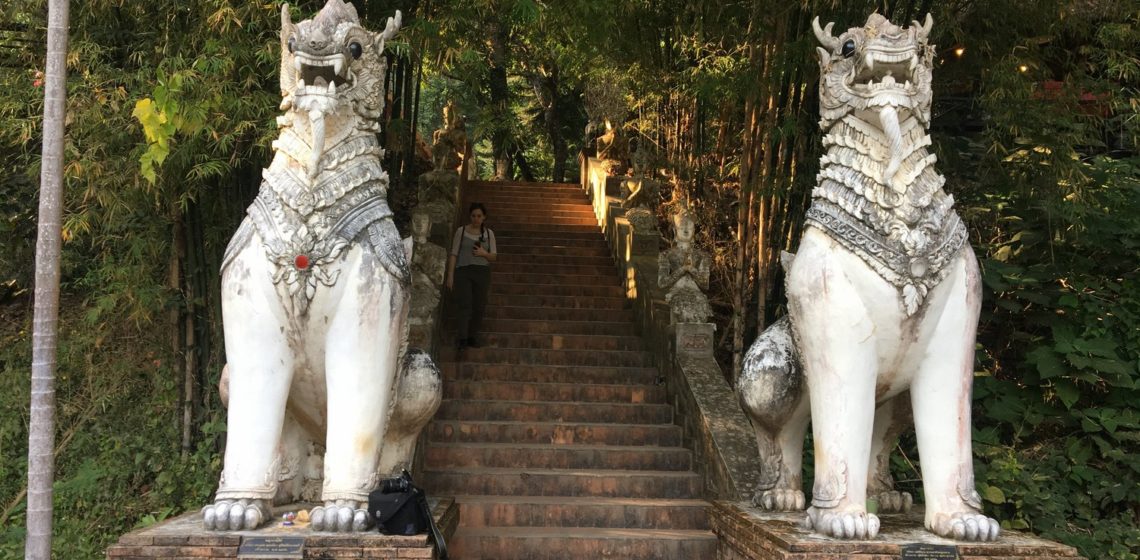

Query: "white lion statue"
left=202, top=1, right=440, bottom=532
left=738, top=13, right=1001, bottom=542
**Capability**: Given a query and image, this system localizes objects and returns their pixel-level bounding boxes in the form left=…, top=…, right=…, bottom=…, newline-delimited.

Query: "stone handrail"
left=579, top=155, right=761, bottom=502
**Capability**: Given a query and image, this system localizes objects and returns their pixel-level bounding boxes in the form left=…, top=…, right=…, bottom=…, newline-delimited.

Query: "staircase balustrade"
left=579, top=154, right=762, bottom=502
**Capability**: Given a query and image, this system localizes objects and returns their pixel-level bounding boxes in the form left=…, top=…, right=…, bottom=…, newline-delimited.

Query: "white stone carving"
left=204, top=1, right=441, bottom=533
left=416, top=101, right=466, bottom=239
left=658, top=209, right=712, bottom=324
left=738, top=14, right=1000, bottom=542
left=431, top=99, right=466, bottom=172
left=409, top=211, right=447, bottom=320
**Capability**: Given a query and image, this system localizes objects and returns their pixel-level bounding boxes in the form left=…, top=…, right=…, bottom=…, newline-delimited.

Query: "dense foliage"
left=0, top=0, right=1136, bottom=558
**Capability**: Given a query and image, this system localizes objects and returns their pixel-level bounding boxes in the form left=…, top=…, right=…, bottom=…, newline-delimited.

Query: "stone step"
left=495, top=237, right=609, bottom=250
left=483, top=306, right=633, bottom=322
left=435, top=400, right=671, bottom=424
left=466, top=181, right=581, bottom=193
left=494, top=222, right=602, bottom=232
left=496, top=233, right=605, bottom=244
left=428, top=420, right=682, bottom=447
left=465, top=184, right=583, bottom=196
left=454, top=496, right=709, bottom=530
left=496, top=244, right=612, bottom=257
left=438, top=180, right=715, bottom=559
left=491, top=282, right=624, bottom=298
left=448, top=526, right=717, bottom=559
left=478, top=318, right=637, bottom=337
left=423, top=467, right=703, bottom=499
left=443, top=380, right=663, bottom=403
left=498, top=253, right=614, bottom=267
left=449, top=332, right=642, bottom=352
left=492, top=217, right=601, bottom=228
left=470, top=195, right=591, bottom=207
left=496, top=224, right=602, bottom=236
left=489, top=271, right=619, bottom=287
left=486, top=293, right=626, bottom=310
left=487, top=208, right=596, bottom=218
left=476, top=201, right=596, bottom=213
left=468, top=189, right=587, bottom=199
left=443, top=347, right=652, bottom=367
left=486, top=212, right=597, bottom=223
left=440, top=363, right=659, bottom=385
left=466, top=192, right=585, bottom=200
left=490, top=264, right=620, bottom=279
left=426, top=443, right=692, bottom=471
left=469, top=185, right=586, bottom=195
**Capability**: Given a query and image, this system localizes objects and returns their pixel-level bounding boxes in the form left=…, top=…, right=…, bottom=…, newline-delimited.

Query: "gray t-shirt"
left=451, top=226, right=496, bottom=267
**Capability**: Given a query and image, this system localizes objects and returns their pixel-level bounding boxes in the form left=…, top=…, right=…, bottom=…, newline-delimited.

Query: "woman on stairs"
left=447, top=202, right=497, bottom=350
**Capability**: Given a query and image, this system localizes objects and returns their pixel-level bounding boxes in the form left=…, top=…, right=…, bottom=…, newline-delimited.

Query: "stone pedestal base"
left=673, top=322, right=716, bottom=360
left=709, top=501, right=1085, bottom=560
left=106, top=498, right=458, bottom=559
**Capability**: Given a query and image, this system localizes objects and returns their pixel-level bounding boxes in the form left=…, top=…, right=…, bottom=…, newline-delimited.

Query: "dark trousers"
left=453, top=265, right=491, bottom=340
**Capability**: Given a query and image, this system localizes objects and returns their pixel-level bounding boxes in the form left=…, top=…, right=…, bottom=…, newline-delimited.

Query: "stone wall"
left=580, top=156, right=761, bottom=502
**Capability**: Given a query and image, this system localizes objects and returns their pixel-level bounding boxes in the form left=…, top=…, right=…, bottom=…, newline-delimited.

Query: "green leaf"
left=132, top=98, right=169, bottom=144
left=1090, top=357, right=1130, bottom=376
left=1066, top=353, right=1092, bottom=370
left=1051, top=324, right=1076, bottom=353
left=1098, top=409, right=1120, bottom=433
left=1027, top=346, right=1065, bottom=379
left=1054, top=381, right=1081, bottom=409
left=981, top=485, right=1006, bottom=504
left=1074, top=337, right=1121, bottom=359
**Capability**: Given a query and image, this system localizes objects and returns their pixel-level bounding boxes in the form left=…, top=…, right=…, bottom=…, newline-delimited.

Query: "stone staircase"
left=423, top=181, right=716, bottom=559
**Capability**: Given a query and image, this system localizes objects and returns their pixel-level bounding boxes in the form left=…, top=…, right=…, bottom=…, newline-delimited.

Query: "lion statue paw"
left=928, top=511, right=1000, bottom=542
left=310, top=500, right=372, bottom=532
left=753, top=488, right=805, bottom=511
left=873, top=490, right=913, bottom=513
left=202, top=498, right=269, bottom=531
left=806, top=506, right=880, bottom=540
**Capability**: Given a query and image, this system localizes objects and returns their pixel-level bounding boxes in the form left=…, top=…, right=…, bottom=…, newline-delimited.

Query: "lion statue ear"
left=376, top=9, right=402, bottom=53
left=279, top=5, right=298, bottom=108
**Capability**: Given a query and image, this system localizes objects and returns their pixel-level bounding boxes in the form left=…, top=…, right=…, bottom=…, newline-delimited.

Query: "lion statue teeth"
left=738, top=13, right=1001, bottom=542
left=202, top=1, right=440, bottom=533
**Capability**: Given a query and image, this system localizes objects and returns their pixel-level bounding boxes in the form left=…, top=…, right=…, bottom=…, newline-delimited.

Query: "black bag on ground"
left=368, top=470, right=449, bottom=560
left=369, top=487, right=425, bottom=535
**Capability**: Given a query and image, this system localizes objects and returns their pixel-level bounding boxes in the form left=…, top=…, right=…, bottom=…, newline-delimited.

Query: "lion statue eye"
left=349, top=41, right=363, bottom=59
left=841, top=39, right=856, bottom=57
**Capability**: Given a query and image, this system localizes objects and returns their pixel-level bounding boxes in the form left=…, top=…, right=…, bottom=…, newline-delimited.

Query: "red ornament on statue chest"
left=294, top=254, right=311, bottom=270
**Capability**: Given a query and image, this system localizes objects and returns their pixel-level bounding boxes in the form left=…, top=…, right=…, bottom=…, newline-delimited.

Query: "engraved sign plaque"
left=900, top=543, right=959, bottom=559
left=238, top=536, right=305, bottom=558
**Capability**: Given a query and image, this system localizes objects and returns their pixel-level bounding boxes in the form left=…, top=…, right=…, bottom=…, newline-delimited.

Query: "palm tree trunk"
left=26, top=1, right=70, bottom=557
